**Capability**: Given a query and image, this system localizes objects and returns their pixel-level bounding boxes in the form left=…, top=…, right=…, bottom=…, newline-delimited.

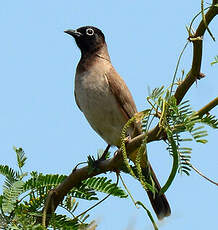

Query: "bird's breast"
left=74, top=65, right=127, bottom=146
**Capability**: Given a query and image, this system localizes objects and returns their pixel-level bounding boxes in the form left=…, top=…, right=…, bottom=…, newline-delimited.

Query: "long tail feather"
left=146, top=163, right=171, bottom=220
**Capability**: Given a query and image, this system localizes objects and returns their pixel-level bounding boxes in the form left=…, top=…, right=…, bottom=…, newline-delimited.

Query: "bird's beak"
left=64, top=29, right=82, bottom=38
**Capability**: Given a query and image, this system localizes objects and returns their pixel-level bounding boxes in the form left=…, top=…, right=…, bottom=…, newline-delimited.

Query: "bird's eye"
left=86, top=28, right=94, bottom=36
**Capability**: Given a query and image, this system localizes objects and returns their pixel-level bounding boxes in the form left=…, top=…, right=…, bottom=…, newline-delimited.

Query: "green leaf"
left=63, top=196, right=78, bottom=212
left=13, top=147, right=27, bottom=169
left=0, top=165, right=20, bottom=181
left=191, top=126, right=205, bottom=132
left=179, top=147, right=192, bottom=151
left=211, top=55, right=218, bottom=65
left=2, top=180, right=24, bottom=213
left=196, top=139, right=208, bottom=144
left=0, top=165, right=21, bottom=193
left=181, top=169, right=190, bottom=176
left=49, top=214, right=79, bottom=230
left=70, top=184, right=98, bottom=200
left=201, top=114, right=218, bottom=129
left=82, top=177, right=128, bottom=198
left=24, top=173, right=67, bottom=192
left=149, top=86, right=165, bottom=99
left=179, top=138, right=193, bottom=142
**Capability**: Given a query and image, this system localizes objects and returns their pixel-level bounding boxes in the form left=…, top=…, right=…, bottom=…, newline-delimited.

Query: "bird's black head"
left=64, top=26, right=105, bottom=55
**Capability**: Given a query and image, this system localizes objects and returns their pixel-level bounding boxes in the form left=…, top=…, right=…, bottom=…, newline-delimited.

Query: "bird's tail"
left=145, top=163, right=171, bottom=220
left=128, top=147, right=171, bottom=220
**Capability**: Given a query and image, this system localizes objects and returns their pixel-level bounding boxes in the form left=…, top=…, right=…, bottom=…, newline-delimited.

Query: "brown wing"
left=106, top=66, right=141, bottom=136
left=107, top=66, right=171, bottom=220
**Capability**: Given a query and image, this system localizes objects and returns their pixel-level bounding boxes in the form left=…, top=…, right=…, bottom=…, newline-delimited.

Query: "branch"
left=43, top=129, right=159, bottom=219
left=174, top=3, right=218, bottom=104
left=196, top=97, right=218, bottom=117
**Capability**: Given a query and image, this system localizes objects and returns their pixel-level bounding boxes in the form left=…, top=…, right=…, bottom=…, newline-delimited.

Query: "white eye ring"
left=86, top=28, right=94, bottom=36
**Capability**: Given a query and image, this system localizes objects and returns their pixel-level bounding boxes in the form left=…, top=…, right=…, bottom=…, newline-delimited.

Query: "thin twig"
left=188, top=6, right=210, bottom=36
left=119, top=173, right=137, bottom=207
left=59, top=205, right=83, bottom=223
left=75, top=172, right=119, bottom=219
left=201, top=0, right=215, bottom=41
left=169, top=41, right=189, bottom=96
left=189, top=162, right=218, bottom=186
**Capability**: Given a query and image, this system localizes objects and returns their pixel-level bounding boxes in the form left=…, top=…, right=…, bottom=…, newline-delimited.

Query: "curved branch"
left=43, top=125, right=164, bottom=220
left=174, top=3, right=218, bottom=104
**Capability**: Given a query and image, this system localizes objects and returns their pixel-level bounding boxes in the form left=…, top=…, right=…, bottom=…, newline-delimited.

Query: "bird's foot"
left=98, top=144, right=111, bottom=161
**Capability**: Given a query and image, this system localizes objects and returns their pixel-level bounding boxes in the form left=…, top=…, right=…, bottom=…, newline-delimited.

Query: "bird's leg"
left=86, top=145, right=111, bottom=174
left=73, top=145, right=111, bottom=174
left=99, top=144, right=111, bottom=161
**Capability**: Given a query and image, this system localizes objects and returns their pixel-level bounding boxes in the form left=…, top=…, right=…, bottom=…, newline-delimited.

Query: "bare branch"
left=197, top=97, right=218, bottom=117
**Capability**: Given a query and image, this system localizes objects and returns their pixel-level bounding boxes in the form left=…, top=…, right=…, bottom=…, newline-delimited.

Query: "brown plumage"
left=65, top=26, right=171, bottom=219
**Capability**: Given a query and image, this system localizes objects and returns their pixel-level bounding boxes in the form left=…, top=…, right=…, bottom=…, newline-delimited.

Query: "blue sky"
left=0, top=1, right=217, bottom=229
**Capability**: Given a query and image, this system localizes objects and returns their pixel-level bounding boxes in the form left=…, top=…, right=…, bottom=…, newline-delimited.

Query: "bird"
left=64, top=26, right=171, bottom=220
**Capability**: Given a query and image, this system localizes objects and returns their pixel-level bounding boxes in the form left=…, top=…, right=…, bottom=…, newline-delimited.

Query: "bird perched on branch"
left=65, top=26, right=171, bottom=220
